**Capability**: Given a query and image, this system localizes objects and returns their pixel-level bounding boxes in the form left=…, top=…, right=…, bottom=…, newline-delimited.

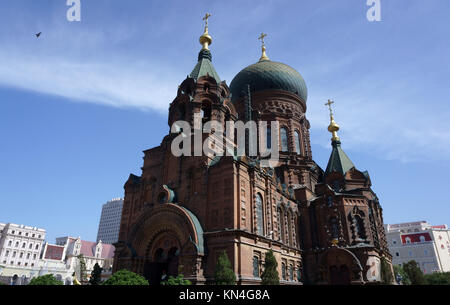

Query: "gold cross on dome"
left=203, top=13, right=211, bottom=26
left=325, top=99, right=334, bottom=115
left=258, top=33, right=267, bottom=45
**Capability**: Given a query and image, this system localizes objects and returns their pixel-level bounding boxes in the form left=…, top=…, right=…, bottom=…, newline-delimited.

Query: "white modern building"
left=0, top=223, right=46, bottom=284
left=96, top=198, right=123, bottom=244
left=385, top=221, right=450, bottom=274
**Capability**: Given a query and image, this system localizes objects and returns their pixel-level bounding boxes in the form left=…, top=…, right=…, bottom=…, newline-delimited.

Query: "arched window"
left=294, top=131, right=301, bottom=154
left=253, top=256, right=260, bottom=277
left=330, top=217, right=339, bottom=239
left=266, top=126, right=272, bottom=149
left=355, top=216, right=367, bottom=240
left=419, top=236, right=426, bottom=242
left=255, top=194, right=264, bottom=236
left=297, top=266, right=302, bottom=281
left=280, top=127, right=288, bottom=152
left=289, top=265, right=294, bottom=281
left=281, top=263, right=286, bottom=280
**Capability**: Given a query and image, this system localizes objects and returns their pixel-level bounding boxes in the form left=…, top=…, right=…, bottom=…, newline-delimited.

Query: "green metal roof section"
left=179, top=206, right=204, bottom=255
left=189, top=49, right=221, bottom=84
left=229, top=59, right=308, bottom=103
left=325, top=140, right=355, bottom=176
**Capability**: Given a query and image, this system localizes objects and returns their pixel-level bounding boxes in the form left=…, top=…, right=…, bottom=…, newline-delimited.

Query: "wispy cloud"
left=0, top=51, right=177, bottom=113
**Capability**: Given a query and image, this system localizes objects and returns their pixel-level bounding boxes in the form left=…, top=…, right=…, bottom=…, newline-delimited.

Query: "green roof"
left=325, top=140, right=355, bottom=176
left=189, top=49, right=221, bottom=84
left=229, top=59, right=308, bottom=103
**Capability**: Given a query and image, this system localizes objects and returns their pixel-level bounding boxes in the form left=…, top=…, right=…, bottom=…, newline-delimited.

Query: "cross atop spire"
left=203, top=13, right=211, bottom=26
left=258, top=33, right=267, bottom=45
left=199, top=13, right=212, bottom=50
left=325, top=99, right=340, bottom=142
left=258, top=32, right=270, bottom=61
left=325, top=99, right=334, bottom=117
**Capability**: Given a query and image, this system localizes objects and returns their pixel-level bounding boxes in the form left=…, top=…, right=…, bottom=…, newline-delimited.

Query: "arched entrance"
left=329, top=265, right=351, bottom=285
left=318, top=247, right=363, bottom=285
left=126, top=203, right=205, bottom=285
left=143, top=233, right=180, bottom=285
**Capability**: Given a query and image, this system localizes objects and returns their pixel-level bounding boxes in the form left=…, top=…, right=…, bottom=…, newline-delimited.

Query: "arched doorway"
left=143, top=233, right=180, bottom=285
left=329, top=265, right=351, bottom=285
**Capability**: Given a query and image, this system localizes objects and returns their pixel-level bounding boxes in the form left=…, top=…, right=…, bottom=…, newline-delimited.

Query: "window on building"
left=424, top=250, right=428, bottom=255
left=393, top=240, right=397, bottom=245
left=32, top=234, right=35, bottom=238
left=18, top=231, right=22, bottom=236
left=5, top=250, right=9, bottom=256
left=266, top=126, right=272, bottom=149
left=29, top=243, right=33, bottom=249
left=15, top=242, right=19, bottom=247
left=420, top=236, right=425, bottom=242
left=27, top=253, right=30, bottom=259
left=289, top=265, right=294, bottom=281
left=25, top=233, right=28, bottom=237
left=405, top=237, right=411, bottom=244
left=12, top=251, right=16, bottom=258
left=19, top=252, right=23, bottom=258
left=253, top=256, right=260, bottom=277
left=255, top=194, right=264, bottom=236
left=409, top=251, right=413, bottom=257
left=297, top=266, right=301, bottom=282
left=396, top=252, right=399, bottom=257
left=8, top=240, right=12, bottom=246
left=35, top=244, right=39, bottom=250
left=22, top=242, right=26, bottom=248
left=294, top=131, right=301, bottom=154
left=280, top=127, right=289, bottom=152
left=11, top=230, right=15, bottom=234
left=281, top=263, right=286, bottom=280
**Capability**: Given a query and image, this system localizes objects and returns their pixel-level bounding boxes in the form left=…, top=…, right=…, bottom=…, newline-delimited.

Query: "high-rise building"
left=385, top=221, right=450, bottom=274
left=96, top=198, right=124, bottom=244
left=112, top=16, right=393, bottom=285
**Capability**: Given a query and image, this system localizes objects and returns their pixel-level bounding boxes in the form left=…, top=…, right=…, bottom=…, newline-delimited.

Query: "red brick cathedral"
left=112, top=17, right=393, bottom=285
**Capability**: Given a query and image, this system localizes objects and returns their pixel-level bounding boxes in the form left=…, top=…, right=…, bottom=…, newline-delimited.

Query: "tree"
left=89, top=263, right=103, bottom=285
left=101, top=269, right=149, bottom=285
left=380, top=256, right=394, bottom=284
left=403, top=260, right=426, bottom=285
left=214, top=251, right=236, bottom=285
left=424, top=272, right=450, bottom=285
left=393, top=265, right=411, bottom=285
left=28, top=274, right=63, bottom=285
left=161, top=274, right=192, bottom=285
left=77, top=254, right=87, bottom=283
left=261, top=250, right=279, bottom=285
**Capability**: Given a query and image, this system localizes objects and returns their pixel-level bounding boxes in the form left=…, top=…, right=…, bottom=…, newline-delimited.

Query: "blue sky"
left=1, top=0, right=449, bottom=243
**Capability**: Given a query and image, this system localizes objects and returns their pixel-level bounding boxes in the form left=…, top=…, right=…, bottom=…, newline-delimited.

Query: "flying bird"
left=35, top=32, right=41, bottom=38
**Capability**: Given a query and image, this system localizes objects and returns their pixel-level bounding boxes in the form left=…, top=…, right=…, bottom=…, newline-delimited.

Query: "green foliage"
left=393, top=265, right=411, bottom=285
left=89, top=263, right=103, bottom=285
left=402, top=260, right=426, bottom=285
left=380, top=256, right=394, bottom=284
left=161, top=274, right=192, bottom=285
left=261, top=250, right=280, bottom=285
left=214, top=251, right=236, bottom=285
left=77, top=254, right=87, bottom=283
left=424, top=272, right=450, bottom=285
left=102, top=269, right=149, bottom=285
left=28, top=274, right=63, bottom=285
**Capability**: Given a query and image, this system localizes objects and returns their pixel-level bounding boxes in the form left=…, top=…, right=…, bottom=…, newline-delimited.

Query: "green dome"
left=229, top=60, right=308, bottom=103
